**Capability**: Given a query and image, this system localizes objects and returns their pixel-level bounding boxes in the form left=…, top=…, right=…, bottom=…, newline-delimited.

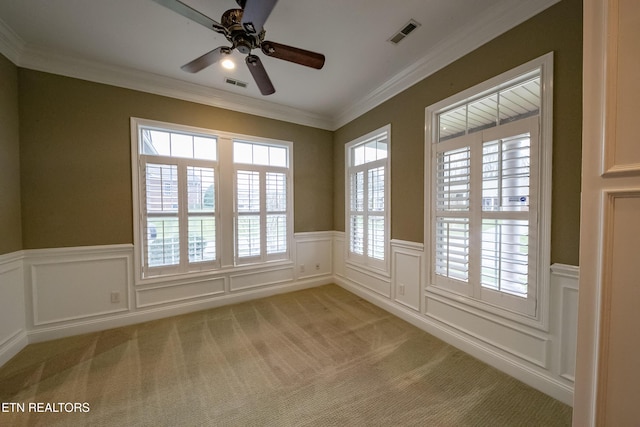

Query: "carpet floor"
left=0, top=284, right=572, bottom=426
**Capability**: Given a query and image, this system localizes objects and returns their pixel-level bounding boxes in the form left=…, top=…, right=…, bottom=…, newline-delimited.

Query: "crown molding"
left=16, top=45, right=334, bottom=130
left=331, top=0, right=561, bottom=130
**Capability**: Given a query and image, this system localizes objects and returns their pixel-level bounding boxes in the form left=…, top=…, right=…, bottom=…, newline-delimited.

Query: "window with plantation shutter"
left=426, top=55, right=552, bottom=320
left=132, top=118, right=293, bottom=280
left=234, top=140, right=291, bottom=263
left=138, top=126, right=219, bottom=276
left=346, top=125, right=390, bottom=273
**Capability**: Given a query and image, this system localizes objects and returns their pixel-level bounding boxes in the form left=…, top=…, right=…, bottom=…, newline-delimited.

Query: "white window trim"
left=345, top=124, right=391, bottom=275
left=424, top=52, right=553, bottom=330
left=131, top=117, right=294, bottom=284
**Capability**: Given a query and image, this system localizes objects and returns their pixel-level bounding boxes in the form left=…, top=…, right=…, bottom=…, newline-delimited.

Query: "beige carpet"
left=0, top=284, right=572, bottom=426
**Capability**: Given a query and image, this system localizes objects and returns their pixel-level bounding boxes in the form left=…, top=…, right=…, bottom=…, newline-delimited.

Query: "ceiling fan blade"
left=246, top=55, right=275, bottom=95
left=240, top=0, right=278, bottom=34
left=152, top=0, right=226, bottom=34
left=261, top=41, right=325, bottom=70
left=181, top=47, right=232, bottom=73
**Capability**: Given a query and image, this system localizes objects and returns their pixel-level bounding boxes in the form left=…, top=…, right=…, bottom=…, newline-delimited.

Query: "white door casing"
left=574, top=0, right=640, bottom=425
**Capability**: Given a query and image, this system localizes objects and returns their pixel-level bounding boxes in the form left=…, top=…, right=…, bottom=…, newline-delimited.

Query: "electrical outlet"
left=399, top=283, right=405, bottom=296
left=110, top=291, right=121, bottom=303
left=315, top=263, right=320, bottom=271
left=299, top=264, right=305, bottom=273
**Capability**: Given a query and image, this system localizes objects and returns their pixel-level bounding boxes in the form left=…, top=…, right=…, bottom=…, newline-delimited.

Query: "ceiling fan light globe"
left=222, top=59, right=235, bottom=69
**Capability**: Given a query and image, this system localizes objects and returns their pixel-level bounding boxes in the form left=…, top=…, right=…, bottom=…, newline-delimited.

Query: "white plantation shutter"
left=236, top=170, right=261, bottom=258
left=433, top=141, right=472, bottom=293
left=431, top=119, right=539, bottom=315
left=346, top=125, right=390, bottom=272
left=187, top=166, right=216, bottom=263
left=266, top=172, right=287, bottom=254
left=480, top=133, right=532, bottom=299
left=350, top=214, right=364, bottom=255
left=144, top=163, right=181, bottom=267
left=367, top=216, right=385, bottom=260
left=367, top=167, right=385, bottom=260
left=435, top=217, right=469, bottom=281
left=481, top=218, right=529, bottom=297
left=436, top=147, right=471, bottom=211
left=482, top=135, right=531, bottom=211
left=349, top=171, right=365, bottom=255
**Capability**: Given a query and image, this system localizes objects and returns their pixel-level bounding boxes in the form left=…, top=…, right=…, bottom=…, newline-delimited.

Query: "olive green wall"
left=18, top=70, right=333, bottom=249
left=0, top=54, right=22, bottom=255
left=333, top=0, right=582, bottom=266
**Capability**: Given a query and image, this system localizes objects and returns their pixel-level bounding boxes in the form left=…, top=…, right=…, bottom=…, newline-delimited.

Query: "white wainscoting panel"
left=295, top=232, right=333, bottom=279
left=551, top=263, right=579, bottom=383
left=229, top=265, right=295, bottom=291
left=0, top=252, right=27, bottom=366
left=426, top=294, right=550, bottom=368
left=344, top=263, right=391, bottom=297
left=391, top=240, right=423, bottom=311
left=333, top=232, right=345, bottom=278
left=137, top=276, right=226, bottom=308
left=27, top=246, right=132, bottom=326
left=560, top=286, right=579, bottom=382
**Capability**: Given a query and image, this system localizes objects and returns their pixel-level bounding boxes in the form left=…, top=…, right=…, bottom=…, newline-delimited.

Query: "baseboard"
left=335, top=276, right=574, bottom=406
left=28, top=275, right=333, bottom=343
left=0, top=329, right=28, bottom=367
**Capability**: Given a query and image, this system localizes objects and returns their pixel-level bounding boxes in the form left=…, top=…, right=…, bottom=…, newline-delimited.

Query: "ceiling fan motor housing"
left=221, top=9, right=264, bottom=54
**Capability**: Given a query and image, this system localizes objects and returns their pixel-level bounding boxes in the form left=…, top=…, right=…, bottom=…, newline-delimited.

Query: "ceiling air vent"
left=224, top=77, right=248, bottom=88
left=388, top=19, right=421, bottom=45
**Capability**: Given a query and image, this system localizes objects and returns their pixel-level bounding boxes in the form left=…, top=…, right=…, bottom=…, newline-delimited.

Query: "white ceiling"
left=0, top=0, right=559, bottom=130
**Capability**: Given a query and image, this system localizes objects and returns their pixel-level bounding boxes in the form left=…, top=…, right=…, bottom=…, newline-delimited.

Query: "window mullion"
left=469, top=134, right=484, bottom=299
left=219, top=137, right=234, bottom=268
left=363, top=165, right=370, bottom=263
left=177, top=161, right=189, bottom=271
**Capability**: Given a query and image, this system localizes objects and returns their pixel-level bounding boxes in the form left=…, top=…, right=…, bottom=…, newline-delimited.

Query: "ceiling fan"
left=152, top=0, right=326, bottom=95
